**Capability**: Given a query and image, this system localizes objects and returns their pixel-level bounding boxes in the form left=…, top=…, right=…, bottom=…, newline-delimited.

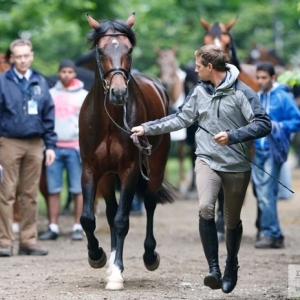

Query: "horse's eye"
left=128, top=48, right=133, bottom=55
left=97, top=48, right=104, bottom=55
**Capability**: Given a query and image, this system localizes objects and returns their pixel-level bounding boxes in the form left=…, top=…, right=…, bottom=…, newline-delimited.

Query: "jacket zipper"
left=217, top=96, right=222, bottom=118
left=216, top=94, right=245, bottom=155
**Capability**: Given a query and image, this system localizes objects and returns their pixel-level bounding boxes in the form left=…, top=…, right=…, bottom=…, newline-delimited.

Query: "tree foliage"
left=0, top=0, right=299, bottom=76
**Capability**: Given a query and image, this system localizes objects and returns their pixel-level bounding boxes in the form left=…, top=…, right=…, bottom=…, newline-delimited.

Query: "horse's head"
left=200, top=18, right=236, bottom=63
left=155, top=46, right=178, bottom=92
left=87, top=13, right=136, bottom=106
left=247, top=43, right=285, bottom=67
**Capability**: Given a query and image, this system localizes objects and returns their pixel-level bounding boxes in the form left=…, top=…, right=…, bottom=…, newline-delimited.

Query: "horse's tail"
left=135, top=179, right=175, bottom=204
left=156, top=180, right=176, bottom=204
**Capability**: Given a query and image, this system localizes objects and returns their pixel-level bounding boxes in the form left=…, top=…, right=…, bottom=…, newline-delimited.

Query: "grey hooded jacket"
left=143, top=64, right=272, bottom=172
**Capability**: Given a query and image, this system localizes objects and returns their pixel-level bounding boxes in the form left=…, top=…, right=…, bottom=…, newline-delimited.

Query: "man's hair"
left=194, top=45, right=227, bottom=72
left=256, top=61, right=275, bottom=77
left=9, top=39, right=33, bottom=52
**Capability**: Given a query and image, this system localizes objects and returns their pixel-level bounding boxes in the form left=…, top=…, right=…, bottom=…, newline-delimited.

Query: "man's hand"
left=131, top=126, right=145, bottom=138
left=213, top=131, right=229, bottom=146
left=45, top=149, right=56, bottom=166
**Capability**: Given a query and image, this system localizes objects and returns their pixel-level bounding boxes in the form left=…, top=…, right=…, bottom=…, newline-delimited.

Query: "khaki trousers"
left=195, top=158, right=251, bottom=230
left=0, top=137, right=44, bottom=247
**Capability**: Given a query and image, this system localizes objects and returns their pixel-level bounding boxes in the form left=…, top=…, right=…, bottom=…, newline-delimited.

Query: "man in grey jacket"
left=131, top=44, right=272, bottom=294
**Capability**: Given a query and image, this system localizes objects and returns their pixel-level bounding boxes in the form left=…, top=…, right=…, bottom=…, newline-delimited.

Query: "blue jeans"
left=46, top=148, right=82, bottom=194
left=252, top=150, right=283, bottom=239
left=278, top=162, right=293, bottom=200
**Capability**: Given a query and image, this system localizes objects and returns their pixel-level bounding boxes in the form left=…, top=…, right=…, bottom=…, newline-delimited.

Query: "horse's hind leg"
left=143, top=192, right=160, bottom=271
left=80, top=169, right=107, bottom=269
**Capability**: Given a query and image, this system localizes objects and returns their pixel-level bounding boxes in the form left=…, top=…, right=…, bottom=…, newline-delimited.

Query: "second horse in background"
left=155, top=47, right=191, bottom=194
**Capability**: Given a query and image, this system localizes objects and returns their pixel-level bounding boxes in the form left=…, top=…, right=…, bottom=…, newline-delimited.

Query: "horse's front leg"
left=143, top=191, right=160, bottom=271
left=106, top=180, right=136, bottom=290
left=80, top=167, right=107, bottom=269
left=97, top=175, right=119, bottom=277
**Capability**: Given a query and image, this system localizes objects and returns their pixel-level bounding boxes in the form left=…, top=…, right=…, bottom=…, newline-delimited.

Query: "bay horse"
left=79, top=13, right=174, bottom=290
left=246, top=43, right=285, bottom=67
left=200, top=18, right=259, bottom=92
left=246, top=43, right=286, bottom=75
left=155, top=47, right=189, bottom=193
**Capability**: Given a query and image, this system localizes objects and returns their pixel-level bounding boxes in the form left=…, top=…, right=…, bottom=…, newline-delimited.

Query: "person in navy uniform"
left=0, top=39, right=57, bottom=257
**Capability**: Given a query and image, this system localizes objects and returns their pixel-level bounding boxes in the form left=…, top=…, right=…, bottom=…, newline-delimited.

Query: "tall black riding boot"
left=222, top=221, right=243, bottom=294
left=199, top=216, right=222, bottom=290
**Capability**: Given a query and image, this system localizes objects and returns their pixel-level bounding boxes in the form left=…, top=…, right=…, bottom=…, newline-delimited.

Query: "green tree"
left=0, top=0, right=114, bottom=74
left=0, top=0, right=299, bottom=76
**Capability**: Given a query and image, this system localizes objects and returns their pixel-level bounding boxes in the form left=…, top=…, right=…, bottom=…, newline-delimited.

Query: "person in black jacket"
left=0, top=39, right=57, bottom=257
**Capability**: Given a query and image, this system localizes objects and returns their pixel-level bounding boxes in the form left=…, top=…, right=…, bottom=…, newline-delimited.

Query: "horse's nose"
left=110, top=87, right=128, bottom=105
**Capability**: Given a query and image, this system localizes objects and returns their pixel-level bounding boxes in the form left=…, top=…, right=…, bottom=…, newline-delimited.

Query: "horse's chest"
left=97, top=138, right=133, bottom=162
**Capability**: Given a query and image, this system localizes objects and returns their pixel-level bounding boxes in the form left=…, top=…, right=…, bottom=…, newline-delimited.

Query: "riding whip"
left=198, top=124, right=294, bottom=193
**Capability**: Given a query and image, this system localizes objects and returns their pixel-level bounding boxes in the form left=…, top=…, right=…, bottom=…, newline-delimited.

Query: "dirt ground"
left=1, top=157, right=300, bottom=300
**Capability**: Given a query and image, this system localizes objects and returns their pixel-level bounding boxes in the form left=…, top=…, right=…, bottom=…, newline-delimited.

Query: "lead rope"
left=123, top=104, right=152, bottom=181
left=103, top=93, right=152, bottom=180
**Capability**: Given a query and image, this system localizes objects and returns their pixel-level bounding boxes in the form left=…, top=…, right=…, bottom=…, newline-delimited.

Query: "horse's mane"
left=210, top=23, right=223, bottom=37
left=227, top=32, right=241, bottom=71
left=87, top=19, right=137, bottom=48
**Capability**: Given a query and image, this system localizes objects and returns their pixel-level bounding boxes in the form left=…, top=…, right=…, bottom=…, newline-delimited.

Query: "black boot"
left=199, top=216, right=222, bottom=290
left=222, top=221, right=243, bottom=294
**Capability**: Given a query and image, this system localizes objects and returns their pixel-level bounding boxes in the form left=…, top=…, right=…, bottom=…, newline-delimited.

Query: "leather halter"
left=94, top=33, right=132, bottom=94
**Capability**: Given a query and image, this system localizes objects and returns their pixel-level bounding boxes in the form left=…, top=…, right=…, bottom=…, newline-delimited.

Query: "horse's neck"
left=168, top=68, right=186, bottom=105
left=238, top=72, right=259, bottom=92
left=226, top=38, right=258, bottom=91
left=229, top=45, right=241, bottom=71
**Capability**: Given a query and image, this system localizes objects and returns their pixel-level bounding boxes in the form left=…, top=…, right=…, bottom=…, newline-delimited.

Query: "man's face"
left=195, top=57, right=211, bottom=81
left=58, top=67, right=76, bottom=86
left=11, top=45, right=34, bottom=75
left=256, top=70, right=274, bottom=92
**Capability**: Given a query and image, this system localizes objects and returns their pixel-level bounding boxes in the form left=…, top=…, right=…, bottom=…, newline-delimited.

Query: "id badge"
left=28, top=99, right=38, bottom=115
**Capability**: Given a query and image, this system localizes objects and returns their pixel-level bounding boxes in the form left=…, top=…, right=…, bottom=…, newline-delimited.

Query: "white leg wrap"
left=106, top=250, right=116, bottom=276
left=105, top=264, right=124, bottom=290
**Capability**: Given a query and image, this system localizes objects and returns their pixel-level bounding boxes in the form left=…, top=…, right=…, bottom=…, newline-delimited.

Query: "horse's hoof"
left=105, top=280, right=124, bottom=290
left=144, top=252, right=160, bottom=271
left=88, top=248, right=107, bottom=269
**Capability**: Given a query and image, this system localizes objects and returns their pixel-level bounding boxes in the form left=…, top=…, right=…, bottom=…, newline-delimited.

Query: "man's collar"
left=13, top=67, right=32, bottom=81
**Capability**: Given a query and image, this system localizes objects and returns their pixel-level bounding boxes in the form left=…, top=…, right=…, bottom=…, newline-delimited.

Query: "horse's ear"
left=126, top=12, right=135, bottom=27
left=200, top=19, right=211, bottom=31
left=225, top=18, right=237, bottom=31
left=86, top=13, right=100, bottom=29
